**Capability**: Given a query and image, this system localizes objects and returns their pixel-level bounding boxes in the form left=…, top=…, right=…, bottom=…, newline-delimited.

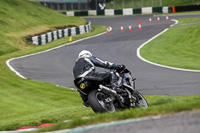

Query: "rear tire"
left=135, top=90, right=148, bottom=108
left=88, top=90, right=115, bottom=113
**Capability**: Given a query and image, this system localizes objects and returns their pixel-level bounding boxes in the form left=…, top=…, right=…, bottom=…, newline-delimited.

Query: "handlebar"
left=111, top=68, right=130, bottom=75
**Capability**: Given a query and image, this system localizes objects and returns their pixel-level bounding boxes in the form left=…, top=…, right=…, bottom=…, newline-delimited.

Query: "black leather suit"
left=73, top=56, right=120, bottom=102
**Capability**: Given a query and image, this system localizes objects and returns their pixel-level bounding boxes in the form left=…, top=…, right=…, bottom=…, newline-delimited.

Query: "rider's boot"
left=80, top=93, right=90, bottom=108
left=111, top=73, right=126, bottom=94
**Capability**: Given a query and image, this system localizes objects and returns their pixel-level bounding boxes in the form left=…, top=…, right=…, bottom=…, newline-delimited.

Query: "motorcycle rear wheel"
left=135, top=90, right=148, bottom=108
left=88, top=90, right=115, bottom=113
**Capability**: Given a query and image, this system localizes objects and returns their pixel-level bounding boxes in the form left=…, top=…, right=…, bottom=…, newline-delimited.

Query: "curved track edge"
left=137, top=19, right=200, bottom=73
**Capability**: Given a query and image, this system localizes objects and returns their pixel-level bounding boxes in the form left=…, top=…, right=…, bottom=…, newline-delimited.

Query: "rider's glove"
left=117, top=64, right=126, bottom=72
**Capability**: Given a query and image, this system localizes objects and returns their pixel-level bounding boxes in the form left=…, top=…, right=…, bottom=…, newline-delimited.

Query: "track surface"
left=10, top=14, right=200, bottom=96
left=80, top=110, right=200, bottom=133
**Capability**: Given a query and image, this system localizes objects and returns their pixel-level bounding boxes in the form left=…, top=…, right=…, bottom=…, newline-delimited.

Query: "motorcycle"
left=74, top=68, right=148, bottom=113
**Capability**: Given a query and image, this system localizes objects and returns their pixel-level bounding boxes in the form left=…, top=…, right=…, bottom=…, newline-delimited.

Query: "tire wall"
left=175, top=5, right=200, bottom=12
left=26, top=22, right=92, bottom=45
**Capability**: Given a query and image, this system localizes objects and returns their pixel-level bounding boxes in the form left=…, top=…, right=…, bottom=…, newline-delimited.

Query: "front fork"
left=125, top=88, right=137, bottom=107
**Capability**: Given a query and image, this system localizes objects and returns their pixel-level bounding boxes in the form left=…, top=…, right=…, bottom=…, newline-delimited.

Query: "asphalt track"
left=78, top=110, right=200, bottom=133
left=9, top=14, right=200, bottom=96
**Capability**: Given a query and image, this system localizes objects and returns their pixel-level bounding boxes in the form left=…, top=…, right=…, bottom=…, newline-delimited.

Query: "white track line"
left=6, top=27, right=112, bottom=79
left=170, top=19, right=178, bottom=27
left=137, top=19, right=200, bottom=72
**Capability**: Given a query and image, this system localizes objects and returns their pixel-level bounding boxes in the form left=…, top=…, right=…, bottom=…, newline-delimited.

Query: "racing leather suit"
left=73, top=56, right=120, bottom=102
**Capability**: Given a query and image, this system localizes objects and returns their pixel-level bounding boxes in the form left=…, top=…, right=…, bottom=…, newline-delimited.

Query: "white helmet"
left=78, top=50, right=92, bottom=58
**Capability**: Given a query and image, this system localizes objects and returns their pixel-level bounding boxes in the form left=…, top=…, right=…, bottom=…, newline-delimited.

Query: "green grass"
left=0, top=0, right=86, bottom=56
left=157, top=11, right=200, bottom=16
left=34, top=95, right=200, bottom=132
left=140, top=18, right=200, bottom=70
left=0, top=0, right=106, bottom=131
left=105, top=0, right=200, bottom=9
left=0, top=24, right=106, bottom=131
left=177, top=17, right=200, bottom=25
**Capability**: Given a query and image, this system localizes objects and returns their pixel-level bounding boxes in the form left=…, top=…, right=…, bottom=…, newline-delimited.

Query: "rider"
left=73, top=50, right=125, bottom=107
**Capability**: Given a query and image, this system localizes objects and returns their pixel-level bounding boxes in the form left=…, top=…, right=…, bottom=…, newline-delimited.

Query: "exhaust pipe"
left=99, top=85, right=117, bottom=96
left=99, top=85, right=126, bottom=108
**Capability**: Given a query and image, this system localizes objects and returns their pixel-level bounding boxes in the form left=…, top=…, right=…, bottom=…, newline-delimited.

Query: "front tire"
left=88, top=90, right=115, bottom=113
left=135, top=90, right=148, bottom=108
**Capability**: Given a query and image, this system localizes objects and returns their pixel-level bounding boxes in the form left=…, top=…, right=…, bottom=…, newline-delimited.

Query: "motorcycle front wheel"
left=135, top=90, right=148, bottom=108
left=88, top=90, right=116, bottom=113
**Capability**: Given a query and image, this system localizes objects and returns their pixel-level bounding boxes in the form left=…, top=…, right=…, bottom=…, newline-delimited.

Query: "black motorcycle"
left=74, top=68, right=148, bottom=113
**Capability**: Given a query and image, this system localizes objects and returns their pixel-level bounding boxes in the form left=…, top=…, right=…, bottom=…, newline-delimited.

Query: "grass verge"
left=0, top=0, right=86, bottom=56
left=0, top=0, right=106, bottom=131
left=0, top=24, right=106, bottom=131
left=177, top=17, right=200, bottom=25
left=34, top=95, right=200, bottom=132
left=165, top=11, right=200, bottom=15
left=140, top=18, right=200, bottom=70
